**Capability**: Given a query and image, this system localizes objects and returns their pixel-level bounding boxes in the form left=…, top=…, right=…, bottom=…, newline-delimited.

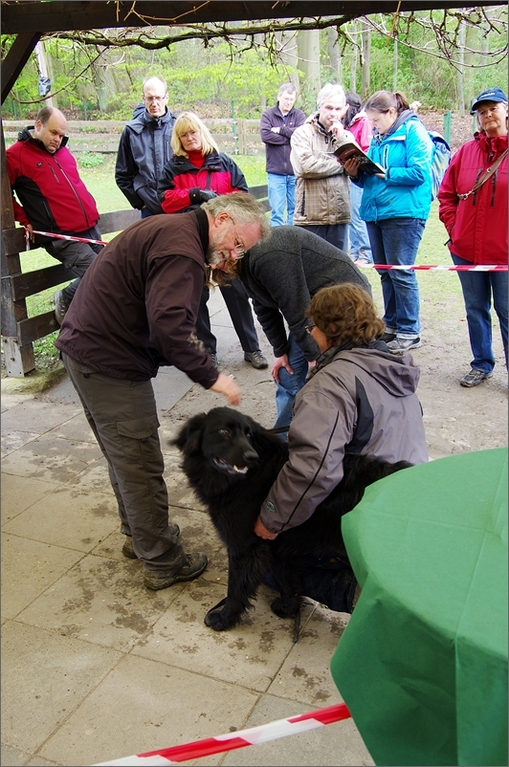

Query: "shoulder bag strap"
left=458, top=148, right=508, bottom=201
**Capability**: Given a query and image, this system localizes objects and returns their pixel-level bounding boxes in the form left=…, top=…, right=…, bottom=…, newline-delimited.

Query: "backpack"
left=428, top=130, right=451, bottom=200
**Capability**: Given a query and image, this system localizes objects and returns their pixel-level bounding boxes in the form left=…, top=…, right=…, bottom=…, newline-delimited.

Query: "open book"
left=333, top=139, right=385, bottom=176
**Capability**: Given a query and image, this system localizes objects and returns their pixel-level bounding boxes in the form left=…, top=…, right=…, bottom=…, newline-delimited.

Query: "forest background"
left=2, top=7, right=507, bottom=121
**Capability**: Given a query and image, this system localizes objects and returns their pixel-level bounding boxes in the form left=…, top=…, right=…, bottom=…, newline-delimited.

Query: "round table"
left=330, top=447, right=508, bottom=766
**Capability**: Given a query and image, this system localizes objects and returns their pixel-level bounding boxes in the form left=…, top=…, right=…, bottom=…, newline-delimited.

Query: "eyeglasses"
left=305, top=323, right=316, bottom=335
left=143, top=95, right=167, bottom=103
left=229, top=216, right=246, bottom=259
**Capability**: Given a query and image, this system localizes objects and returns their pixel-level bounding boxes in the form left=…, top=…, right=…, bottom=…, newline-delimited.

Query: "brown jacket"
left=56, top=209, right=219, bottom=388
left=290, top=114, right=352, bottom=226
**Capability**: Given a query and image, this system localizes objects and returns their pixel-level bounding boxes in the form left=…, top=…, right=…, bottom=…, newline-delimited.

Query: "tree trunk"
left=457, top=20, right=466, bottom=115
left=328, top=27, right=343, bottom=83
left=393, top=37, right=398, bottom=92
left=360, top=21, right=371, bottom=101
left=350, top=20, right=358, bottom=93
left=277, top=28, right=299, bottom=90
left=297, top=29, right=321, bottom=112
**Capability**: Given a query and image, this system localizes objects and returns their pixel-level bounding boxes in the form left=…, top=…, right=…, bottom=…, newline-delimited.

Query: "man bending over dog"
left=253, top=284, right=429, bottom=612
left=56, top=193, right=270, bottom=591
left=209, top=225, right=371, bottom=431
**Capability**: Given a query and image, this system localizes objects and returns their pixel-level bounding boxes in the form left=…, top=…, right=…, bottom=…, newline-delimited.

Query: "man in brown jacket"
left=290, top=82, right=352, bottom=250
left=56, top=193, right=269, bottom=591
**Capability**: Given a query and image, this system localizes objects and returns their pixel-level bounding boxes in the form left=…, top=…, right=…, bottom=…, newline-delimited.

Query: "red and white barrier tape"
left=25, top=228, right=108, bottom=249
left=93, top=701, right=351, bottom=766
left=23, top=228, right=507, bottom=271
left=357, top=262, right=507, bottom=271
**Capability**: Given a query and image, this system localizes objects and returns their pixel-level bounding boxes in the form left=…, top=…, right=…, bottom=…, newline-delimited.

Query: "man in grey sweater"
left=213, top=225, right=371, bottom=429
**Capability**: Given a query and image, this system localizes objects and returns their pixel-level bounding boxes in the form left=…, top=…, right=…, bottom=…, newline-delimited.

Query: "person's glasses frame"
left=228, top=216, right=246, bottom=259
left=143, top=95, right=168, bottom=103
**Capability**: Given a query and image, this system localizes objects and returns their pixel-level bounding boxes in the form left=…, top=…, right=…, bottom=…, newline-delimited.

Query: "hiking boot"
left=122, top=523, right=180, bottom=559
left=244, top=350, right=268, bottom=369
left=460, top=368, right=493, bottom=388
left=144, top=552, right=208, bottom=590
left=53, top=290, right=68, bottom=325
left=381, top=331, right=396, bottom=343
left=386, top=336, right=421, bottom=354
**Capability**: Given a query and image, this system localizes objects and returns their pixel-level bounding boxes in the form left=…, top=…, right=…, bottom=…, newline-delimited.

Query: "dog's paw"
left=204, top=607, right=237, bottom=631
left=271, top=596, right=300, bottom=619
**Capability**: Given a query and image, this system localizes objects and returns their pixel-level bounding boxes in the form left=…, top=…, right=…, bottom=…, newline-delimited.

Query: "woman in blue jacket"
left=343, top=91, right=433, bottom=354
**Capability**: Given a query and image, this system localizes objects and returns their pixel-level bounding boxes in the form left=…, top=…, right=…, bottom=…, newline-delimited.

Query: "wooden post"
left=1, top=122, right=35, bottom=376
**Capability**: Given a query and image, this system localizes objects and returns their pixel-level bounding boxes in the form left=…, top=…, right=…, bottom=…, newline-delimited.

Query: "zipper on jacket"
left=54, top=156, right=91, bottom=228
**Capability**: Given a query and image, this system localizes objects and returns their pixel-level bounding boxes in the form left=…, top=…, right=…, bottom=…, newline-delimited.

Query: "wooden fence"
left=2, top=118, right=265, bottom=156
left=1, top=177, right=269, bottom=378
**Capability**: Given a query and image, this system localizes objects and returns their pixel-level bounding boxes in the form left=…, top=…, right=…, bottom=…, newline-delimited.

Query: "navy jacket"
left=115, top=106, right=177, bottom=214
left=260, top=103, right=306, bottom=176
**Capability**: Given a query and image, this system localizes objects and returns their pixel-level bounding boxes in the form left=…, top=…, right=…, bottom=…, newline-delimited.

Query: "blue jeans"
left=267, top=173, right=296, bottom=226
left=348, top=183, right=372, bottom=261
left=366, top=218, right=426, bottom=338
left=452, top=254, right=508, bottom=372
left=274, top=333, right=309, bottom=431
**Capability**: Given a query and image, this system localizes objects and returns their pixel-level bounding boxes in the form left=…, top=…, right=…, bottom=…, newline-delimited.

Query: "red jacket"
left=438, top=132, right=507, bottom=264
left=6, top=128, right=99, bottom=233
left=158, top=150, right=247, bottom=213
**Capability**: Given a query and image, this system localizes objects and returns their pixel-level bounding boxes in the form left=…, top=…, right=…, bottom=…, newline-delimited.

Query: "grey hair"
left=278, top=82, right=297, bottom=98
left=317, top=83, right=346, bottom=109
left=202, top=193, right=271, bottom=241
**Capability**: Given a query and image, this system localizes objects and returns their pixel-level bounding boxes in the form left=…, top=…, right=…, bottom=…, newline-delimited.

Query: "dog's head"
left=172, top=407, right=262, bottom=476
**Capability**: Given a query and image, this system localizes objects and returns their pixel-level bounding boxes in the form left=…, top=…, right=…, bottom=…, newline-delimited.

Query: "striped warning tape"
left=24, top=228, right=507, bottom=271
left=93, top=702, right=351, bottom=765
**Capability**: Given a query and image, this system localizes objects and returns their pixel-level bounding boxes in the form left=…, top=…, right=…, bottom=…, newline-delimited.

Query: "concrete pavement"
left=1, top=289, right=373, bottom=767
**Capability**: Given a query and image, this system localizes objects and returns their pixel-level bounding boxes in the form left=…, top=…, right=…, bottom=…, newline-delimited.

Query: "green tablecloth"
left=330, top=448, right=508, bottom=766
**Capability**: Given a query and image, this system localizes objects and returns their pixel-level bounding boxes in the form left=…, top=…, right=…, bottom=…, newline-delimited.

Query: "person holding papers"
left=342, top=90, right=433, bottom=354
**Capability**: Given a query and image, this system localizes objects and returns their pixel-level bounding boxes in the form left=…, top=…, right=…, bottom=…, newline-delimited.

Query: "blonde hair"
left=171, top=111, right=219, bottom=157
left=308, top=284, right=384, bottom=347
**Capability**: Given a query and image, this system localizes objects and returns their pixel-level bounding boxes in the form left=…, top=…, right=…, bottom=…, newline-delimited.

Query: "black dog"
left=172, top=406, right=411, bottom=632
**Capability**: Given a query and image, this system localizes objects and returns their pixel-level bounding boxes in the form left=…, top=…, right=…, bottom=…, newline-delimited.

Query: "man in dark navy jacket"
left=115, top=76, right=176, bottom=217
left=260, top=83, right=306, bottom=226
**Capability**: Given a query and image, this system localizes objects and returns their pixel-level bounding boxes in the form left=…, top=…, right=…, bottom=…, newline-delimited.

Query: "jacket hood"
left=330, top=347, right=421, bottom=397
left=127, top=106, right=176, bottom=134
left=372, top=109, right=418, bottom=142
left=17, top=126, right=69, bottom=150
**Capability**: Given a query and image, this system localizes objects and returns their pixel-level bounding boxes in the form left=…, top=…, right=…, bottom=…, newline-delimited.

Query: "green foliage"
left=78, top=152, right=104, bottom=169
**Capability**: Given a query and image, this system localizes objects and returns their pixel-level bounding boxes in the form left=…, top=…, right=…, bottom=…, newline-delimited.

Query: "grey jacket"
left=260, top=345, right=428, bottom=533
left=239, top=226, right=371, bottom=360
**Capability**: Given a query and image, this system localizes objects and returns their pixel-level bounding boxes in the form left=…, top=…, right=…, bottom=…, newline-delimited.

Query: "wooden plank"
left=2, top=1, right=503, bottom=35
left=11, top=264, right=75, bottom=301
left=1, top=32, right=41, bottom=104
left=18, top=310, right=59, bottom=345
left=97, top=209, right=141, bottom=235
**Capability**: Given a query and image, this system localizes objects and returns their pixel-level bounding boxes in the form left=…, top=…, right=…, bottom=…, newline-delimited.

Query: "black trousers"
left=196, top=279, right=260, bottom=354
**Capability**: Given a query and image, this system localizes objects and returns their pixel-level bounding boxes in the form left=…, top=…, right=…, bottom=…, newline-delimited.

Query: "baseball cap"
left=470, top=88, right=508, bottom=114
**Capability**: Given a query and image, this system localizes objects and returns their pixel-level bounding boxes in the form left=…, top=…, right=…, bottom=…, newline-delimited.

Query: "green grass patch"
left=7, top=156, right=465, bottom=374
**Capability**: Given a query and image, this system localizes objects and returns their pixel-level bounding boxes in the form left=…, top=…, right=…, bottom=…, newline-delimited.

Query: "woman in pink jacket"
left=438, top=87, right=508, bottom=387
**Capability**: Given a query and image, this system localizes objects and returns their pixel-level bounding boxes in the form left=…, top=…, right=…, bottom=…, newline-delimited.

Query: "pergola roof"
left=2, top=1, right=504, bottom=34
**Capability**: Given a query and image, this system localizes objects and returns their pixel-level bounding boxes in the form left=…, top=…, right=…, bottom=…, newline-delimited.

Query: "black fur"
left=172, top=406, right=412, bottom=631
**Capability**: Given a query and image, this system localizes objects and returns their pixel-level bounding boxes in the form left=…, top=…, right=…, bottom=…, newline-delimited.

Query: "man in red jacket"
left=6, top=106, right=103, bottom=324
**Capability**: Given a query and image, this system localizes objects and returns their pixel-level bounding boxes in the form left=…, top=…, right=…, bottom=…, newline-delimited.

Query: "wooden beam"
left=2, top=1, right=505, bottom=35
left=1, top=32, right=41, bottom=104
